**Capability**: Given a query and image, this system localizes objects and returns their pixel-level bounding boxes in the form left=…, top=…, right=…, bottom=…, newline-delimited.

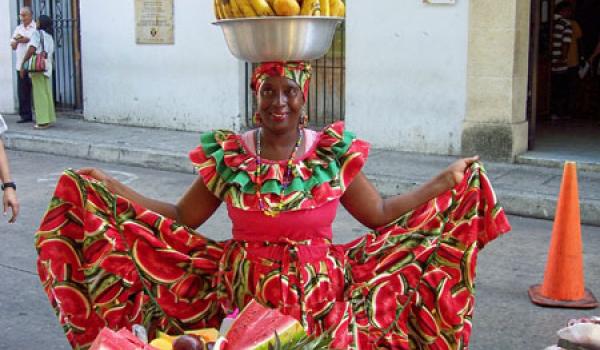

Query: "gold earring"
left=253, top=113, right=262, bottom=126
left=302, top=114, right=309, bottom=127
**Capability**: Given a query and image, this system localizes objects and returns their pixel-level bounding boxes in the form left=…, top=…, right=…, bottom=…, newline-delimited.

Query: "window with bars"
left=244, top=21, right=345, bottom=129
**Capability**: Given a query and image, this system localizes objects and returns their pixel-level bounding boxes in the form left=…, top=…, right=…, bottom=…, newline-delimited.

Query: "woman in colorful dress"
left=35, top=62, right=510, bottom=349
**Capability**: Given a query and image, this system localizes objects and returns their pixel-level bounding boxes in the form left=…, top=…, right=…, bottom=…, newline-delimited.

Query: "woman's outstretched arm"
left=340, top=156, right=478, bottom=229
left=0, top=139, right=19, bottom=223
left=78, top=168, right=221, bottom=229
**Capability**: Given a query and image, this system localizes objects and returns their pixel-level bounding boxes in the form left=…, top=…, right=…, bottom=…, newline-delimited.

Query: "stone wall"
left=461, top=0, right=530, bottom=160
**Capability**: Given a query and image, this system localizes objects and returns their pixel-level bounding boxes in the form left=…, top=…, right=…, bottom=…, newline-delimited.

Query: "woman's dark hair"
left=38, top=15, right=53, bottom=36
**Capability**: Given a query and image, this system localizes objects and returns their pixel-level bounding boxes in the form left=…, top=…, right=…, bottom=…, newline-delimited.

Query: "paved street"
left=1, top=150, right=599, bottom=350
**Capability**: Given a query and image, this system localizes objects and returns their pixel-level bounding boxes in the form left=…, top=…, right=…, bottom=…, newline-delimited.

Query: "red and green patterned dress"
left=35, top=122, right=510, bottom=349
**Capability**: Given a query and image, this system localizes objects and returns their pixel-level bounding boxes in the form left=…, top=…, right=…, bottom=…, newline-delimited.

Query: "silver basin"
left=213, top=16, right=344, bottom=62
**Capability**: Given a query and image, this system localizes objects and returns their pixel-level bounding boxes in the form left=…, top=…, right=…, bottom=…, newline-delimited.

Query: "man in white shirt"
left=10, top=7, right=36, bottom=123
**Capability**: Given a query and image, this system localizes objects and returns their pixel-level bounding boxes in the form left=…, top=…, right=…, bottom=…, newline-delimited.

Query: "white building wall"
left=345, top=0, right=469, bottom=155
left=0, top=0, right=17, bottom=114
left=80, top=0, right=241, bottom=131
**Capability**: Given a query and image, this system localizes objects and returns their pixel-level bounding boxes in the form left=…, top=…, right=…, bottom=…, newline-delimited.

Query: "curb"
left=3, top=132, right=194, bottom=174
left=517, top=155, right=600, bottom=173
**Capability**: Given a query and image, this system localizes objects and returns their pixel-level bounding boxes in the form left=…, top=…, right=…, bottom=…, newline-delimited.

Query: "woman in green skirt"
left=20, top=15, right=55, bottom=129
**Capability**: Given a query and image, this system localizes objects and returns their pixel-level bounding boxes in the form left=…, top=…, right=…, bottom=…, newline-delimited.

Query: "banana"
left=249, top=0, right=276, bottom=16
left=335, top=0, right=345, bottom=17
left=237, top=0, right=259, bottom=17
left=214, top=0, right=223, bottom=19
left=273, top=0, right=300, bottom=16
left=221, top=0, right=234, bottom=18
left=222, top=5, right=233, bottom=18
left=300, top=0, right=320, bottom=15
left=329, top=0, right=338, bottom=17
left=230, top=0, right=244, bottom=17
left=320, top=0, right=330, bottom=16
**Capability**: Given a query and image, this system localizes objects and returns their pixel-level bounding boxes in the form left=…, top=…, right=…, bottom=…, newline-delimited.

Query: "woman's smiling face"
left=257, top=76, right=305, bottom=133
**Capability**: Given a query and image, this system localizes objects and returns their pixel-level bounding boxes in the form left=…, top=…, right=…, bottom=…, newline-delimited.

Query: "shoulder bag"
left=22, top=30, right=47, bottom=73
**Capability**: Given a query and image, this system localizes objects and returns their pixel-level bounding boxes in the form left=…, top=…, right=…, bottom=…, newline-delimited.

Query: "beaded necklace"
left=255, top=127, right=303, bottom=217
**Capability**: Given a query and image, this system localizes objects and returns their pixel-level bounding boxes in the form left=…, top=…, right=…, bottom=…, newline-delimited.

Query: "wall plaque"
left=135, top=0, right=174, bottom=44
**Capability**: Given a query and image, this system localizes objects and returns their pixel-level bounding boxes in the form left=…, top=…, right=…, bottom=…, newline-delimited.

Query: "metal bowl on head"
left=213, top=16, right=344, bottom=62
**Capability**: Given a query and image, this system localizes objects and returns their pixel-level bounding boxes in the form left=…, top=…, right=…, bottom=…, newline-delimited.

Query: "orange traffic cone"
left=528, top=161, right=598, bottom=308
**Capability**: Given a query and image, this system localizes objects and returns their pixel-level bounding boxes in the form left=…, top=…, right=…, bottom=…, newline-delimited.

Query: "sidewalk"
left=3, top=114, right=600, bottom=225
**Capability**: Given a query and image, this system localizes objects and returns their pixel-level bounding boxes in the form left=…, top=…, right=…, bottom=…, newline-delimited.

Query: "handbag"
left=22, top=30, right=47, bottom=73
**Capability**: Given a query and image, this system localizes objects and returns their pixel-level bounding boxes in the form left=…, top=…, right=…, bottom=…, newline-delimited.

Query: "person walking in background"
left=0, top=115, right=19, bottom=223
left=551, top=2, right=582, bottom=120
left=9, top=7, right=36, bottom=124
left=20, top=15, right=56, bottom=129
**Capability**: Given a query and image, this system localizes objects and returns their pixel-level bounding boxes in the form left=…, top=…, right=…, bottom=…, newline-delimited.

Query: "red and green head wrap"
left=251, top=61, right=312, bottom=101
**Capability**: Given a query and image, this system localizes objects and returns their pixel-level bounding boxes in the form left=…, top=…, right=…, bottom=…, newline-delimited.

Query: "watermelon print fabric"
left=190, top=122, right=369, bottom=213
left=35, top=122, right=510, bottom=349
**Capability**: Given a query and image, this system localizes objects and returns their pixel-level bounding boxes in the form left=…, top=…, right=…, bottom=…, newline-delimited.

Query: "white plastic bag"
left=557, top=323, right=600, bottom=350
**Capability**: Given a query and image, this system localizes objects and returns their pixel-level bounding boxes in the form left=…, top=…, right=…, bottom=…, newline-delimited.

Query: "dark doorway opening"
left=526, top=0, right=600, bottom=165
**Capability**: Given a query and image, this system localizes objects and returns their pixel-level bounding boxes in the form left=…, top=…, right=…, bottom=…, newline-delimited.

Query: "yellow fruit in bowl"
left=235, top=0, right=258, bottom=17
left=331, top=0, right=344, bottom=17
left=273, top=0, right=300, bottom=16
left=250, top=0, right=276, bottom=16
left=300, top=0, right=320, bottom=16
left=320, top=0, right=330, bottom=16
left=337, top=1, right=345, bottom=17
left=229, top=0, right=244, bottom=17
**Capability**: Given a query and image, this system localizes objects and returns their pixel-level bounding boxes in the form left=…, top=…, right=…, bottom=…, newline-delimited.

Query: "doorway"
left=527, top=0, right=600, bottom=164
left=16, top=0, right=83, bottom=110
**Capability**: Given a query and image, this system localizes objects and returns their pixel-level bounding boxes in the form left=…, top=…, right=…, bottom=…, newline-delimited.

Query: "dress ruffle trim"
left=189, top=121, right=370, bottom=211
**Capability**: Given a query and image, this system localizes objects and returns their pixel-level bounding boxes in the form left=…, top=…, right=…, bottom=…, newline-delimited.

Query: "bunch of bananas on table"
left=214, top=0, right=345, bottom=19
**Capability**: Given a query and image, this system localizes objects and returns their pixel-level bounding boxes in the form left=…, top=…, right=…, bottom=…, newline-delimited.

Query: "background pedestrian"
left=9, top=7, right=36, bottom=124
left=21, top=15, right=56, bottom=129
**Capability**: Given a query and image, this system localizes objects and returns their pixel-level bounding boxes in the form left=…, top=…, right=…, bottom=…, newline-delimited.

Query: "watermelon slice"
left=90, top=327, right=157, bottom=350
left=215, top=300, right=305, bottom=350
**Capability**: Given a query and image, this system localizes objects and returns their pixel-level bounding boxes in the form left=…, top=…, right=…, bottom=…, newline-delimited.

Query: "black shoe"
left=17, top=118, right=33, bottom=123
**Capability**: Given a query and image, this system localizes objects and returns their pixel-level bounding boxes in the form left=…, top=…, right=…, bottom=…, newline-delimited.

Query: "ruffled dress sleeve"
left=189, top=121, right=369, bottom=212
